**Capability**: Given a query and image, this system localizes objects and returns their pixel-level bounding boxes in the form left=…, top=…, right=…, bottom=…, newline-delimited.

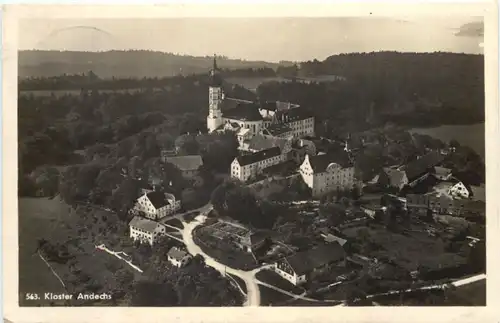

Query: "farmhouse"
left=376, top=151, right=445, bottom=189
left=129, top=216, right=167, bottom=246
left=167, top=247, right=192, bottom=268
left=299, top=153, right=355, bottom=197
left=401, top=151, right=445, bottom=186
left=408, top=194, right=486, bottom=217
left=230, top=147, right=285, bottom=182
left=274, top=242, right=346, bottom=286
left=164, top=155, right=203, bottom=178
left=133, top=191, right=181, bottom=221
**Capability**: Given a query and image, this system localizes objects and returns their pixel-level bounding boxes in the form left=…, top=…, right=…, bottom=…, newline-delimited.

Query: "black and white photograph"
left=3, top=3, right=498, bottom=320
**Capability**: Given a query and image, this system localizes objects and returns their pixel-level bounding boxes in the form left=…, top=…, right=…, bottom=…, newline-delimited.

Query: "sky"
left=19, top=17, right=484, bottom=62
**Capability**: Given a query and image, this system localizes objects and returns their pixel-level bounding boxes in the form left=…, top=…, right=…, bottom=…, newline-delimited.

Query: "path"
left=365, top=273, right=486, bottom=299
left=95, top=244, right=143, bottom=273
left=181, top=206, right=262, bottom=306
left=37, top=250, right=67, bottom=290
left=256, top=281, right=339, bottom=303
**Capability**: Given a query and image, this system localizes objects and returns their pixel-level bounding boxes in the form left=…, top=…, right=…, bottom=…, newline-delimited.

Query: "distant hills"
left=18, top=50, right=285, bottom=78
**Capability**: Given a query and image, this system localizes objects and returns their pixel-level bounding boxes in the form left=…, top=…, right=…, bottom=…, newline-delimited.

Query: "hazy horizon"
left=20, top=17, right=484, bottom=62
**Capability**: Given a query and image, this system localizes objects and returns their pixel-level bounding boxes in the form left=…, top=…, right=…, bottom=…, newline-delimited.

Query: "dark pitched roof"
left=307, top=153, right=351, bottom=172
left=403, top=151, right=445, bottom=181
left=236, top=147, right=281, bottom=166
left=381, top=167, right=407, bottom=187
left=283, top=243, right=345, bottom=275
left=259, top=101, right=278, bottom=111
left=146, top=191, right=172, bottom=209
left=262, top=124, right=293, bottom=136
left=221, top=98, right=263, bottom=121
left=248, top=135, right=290, bottom=152
left=221, top=97, right=253, bottom=112
left=167, top=247, right=190, bottom=261
left=434, top=166, right=452, bottom=176
left=165, top=155, right=203, bottom=171
left=240, top=231, right=268, bottom=248
left=274, top=107, right=313, bottom=123
left=129, top=216, right=161, bottom=232
left=262, top=160, right=297, bottom=177
left=323, top=234, right=348, bottom=246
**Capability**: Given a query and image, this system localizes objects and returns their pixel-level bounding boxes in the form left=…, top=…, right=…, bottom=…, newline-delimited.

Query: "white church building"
left=206, top=56, right=315, bottom=141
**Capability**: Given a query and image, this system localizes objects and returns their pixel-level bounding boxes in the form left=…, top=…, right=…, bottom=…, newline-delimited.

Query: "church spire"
left=209, top=53, right=223, bottom=87
left=213, top=54, right=218, bottom=70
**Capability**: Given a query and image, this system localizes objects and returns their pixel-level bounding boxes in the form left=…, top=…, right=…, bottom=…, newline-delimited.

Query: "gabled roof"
left=129, top=216, right=162, bottom=233
left=247, top=135, right=290, bottom=152
left=259, top=101, right=278, bottom=111
left=283, top=242, right=345, bottom=275
left=236, top=147, right=281, bottom=166
left=403, top=151, right=445, bottom=182
left=237, top=128, right=251, bottom=137
left=165, top=155, right=203, bottom=171
left=306, top=153, right=351, bottom=172
left=223, top=100, right=263, bottom=122
left=323, top=234, right=348, bottom=246
left=146, top=191, right=173, bottom=209
left=167, top=247, right=190, bottom=261
left=434, top=166, right=452, bottom=176
left=240, top=231, right=268, bottom=248
left=221, top=97, right=254, bottom=112
left=274, top=107, right=313, bottom=123
left=262, top=124, right=293, bottom=136
left=382, top=167, right=407, bottom=187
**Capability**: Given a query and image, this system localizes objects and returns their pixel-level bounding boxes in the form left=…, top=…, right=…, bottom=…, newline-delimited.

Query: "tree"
left=449, top=139, right=460, bottom=149
left=32, top=166, right=60, bottom=197
left=115, top=267, right=135, bottom=287
left=351, top=185, right=360, bottom=200
left=175, top=134, right=199, bottom=155
left=107, top=178, right=141, bottom=220
left=340, top=197, right=350, bottom=208
left=357, top=228, right=370, bottom=243
left=131, top=280, right=178, bottom=306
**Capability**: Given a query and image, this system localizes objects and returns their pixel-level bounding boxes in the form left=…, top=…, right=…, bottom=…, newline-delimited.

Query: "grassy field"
left=445, top=279, right=486, bottom=305
left=18, top=198, right=73, bottom=306
left=18, top=197, right=136, bottom=306
left=255, top=269, right=304, bottom=295
left=258, top=285, right=294, bottom=306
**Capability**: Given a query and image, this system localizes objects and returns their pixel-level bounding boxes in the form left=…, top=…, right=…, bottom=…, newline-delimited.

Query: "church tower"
left=207, top=55, right=224, bottom=133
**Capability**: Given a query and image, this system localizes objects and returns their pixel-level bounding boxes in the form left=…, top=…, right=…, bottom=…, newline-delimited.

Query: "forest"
left=18, top=50, right=284, bottom=78
left=19, top=51, right=485, bottom=208
left=259, top=52, right=484, bottom=135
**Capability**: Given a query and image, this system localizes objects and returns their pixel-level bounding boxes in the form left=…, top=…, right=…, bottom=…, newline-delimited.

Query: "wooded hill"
left=18, top=50, right=284, bottom=78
